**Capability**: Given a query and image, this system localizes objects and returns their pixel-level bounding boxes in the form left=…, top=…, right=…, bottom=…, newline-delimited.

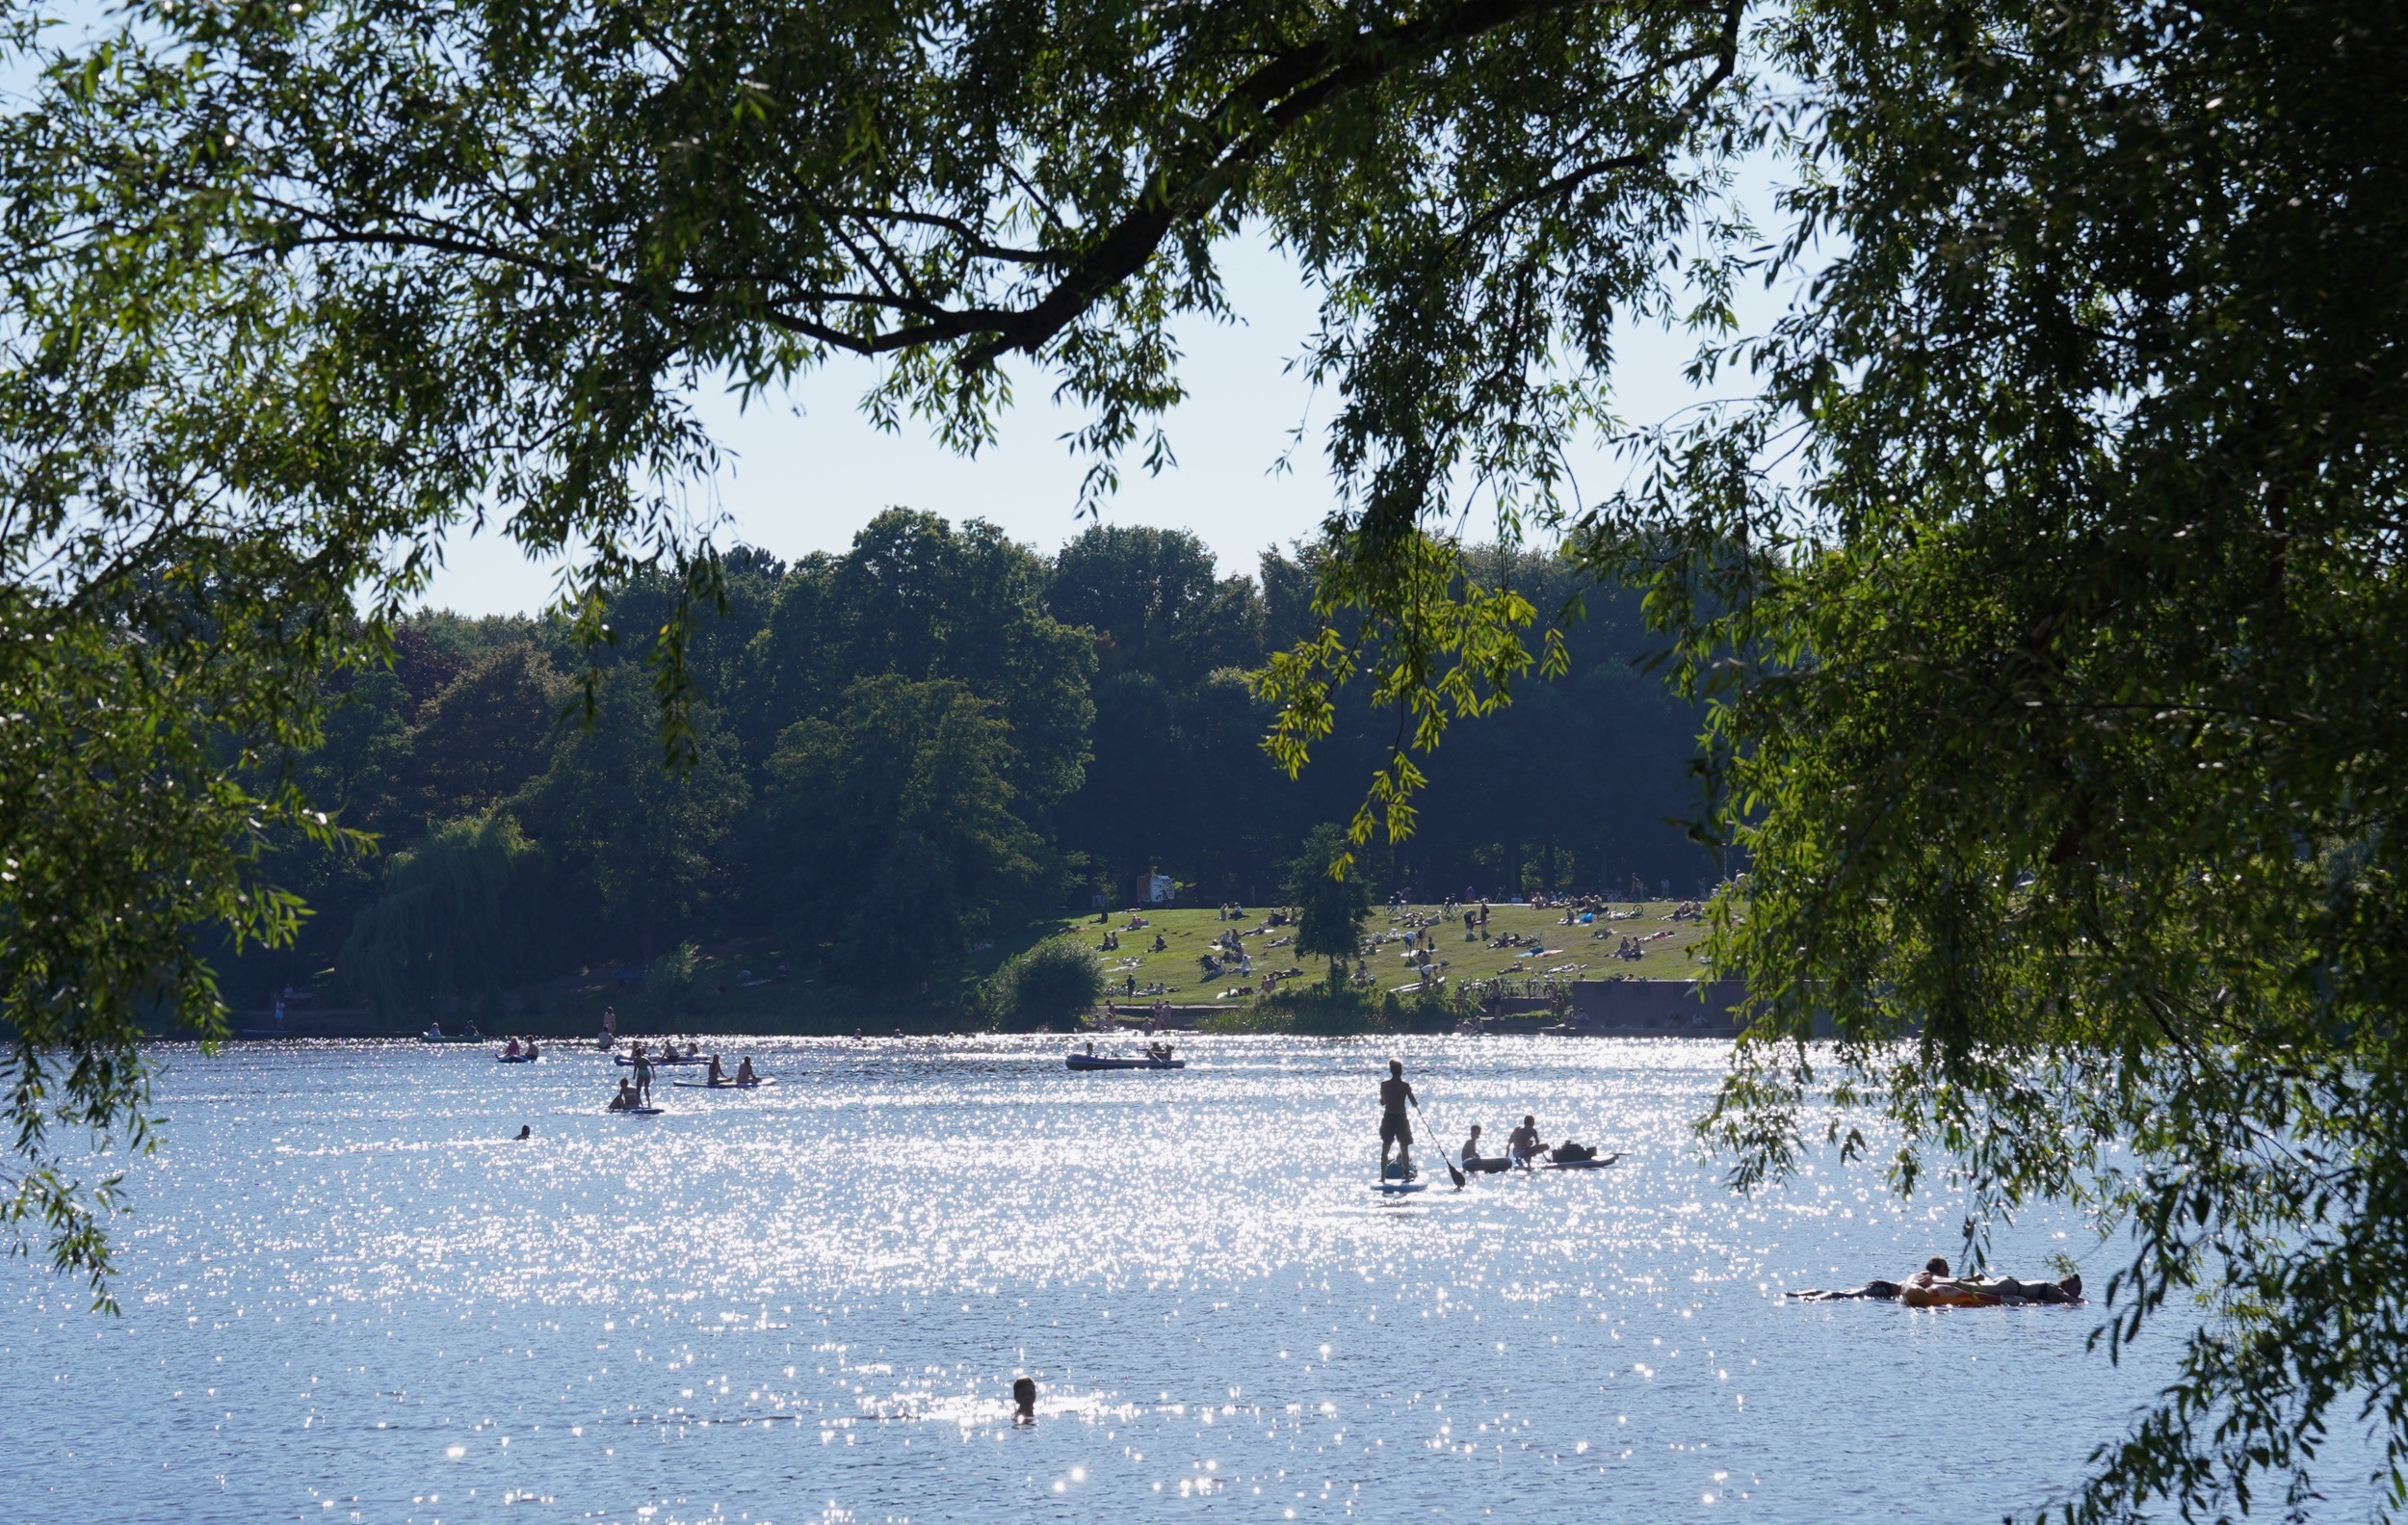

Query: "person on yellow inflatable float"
left=1787, top=1256, right=2083, bottom=1306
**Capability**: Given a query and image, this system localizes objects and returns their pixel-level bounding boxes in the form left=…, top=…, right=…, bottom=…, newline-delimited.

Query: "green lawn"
left=1081, top=899, right=1714, bottom=1006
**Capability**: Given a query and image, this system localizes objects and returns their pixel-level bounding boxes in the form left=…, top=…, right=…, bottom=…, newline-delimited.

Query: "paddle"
left=1410, top=1093, right=1467, bottom=1190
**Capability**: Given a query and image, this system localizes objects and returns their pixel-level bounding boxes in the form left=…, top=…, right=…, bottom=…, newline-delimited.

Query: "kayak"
left=420, top=1032, right=483, bottom=1043
left=669, top=1077, right=778, bottom=1090
left=1065, top=1054, right=1186, bottom=1070
left=495, top=1053, right=540, bottom=1064
left=615, top=1055, right=709, bottom=1066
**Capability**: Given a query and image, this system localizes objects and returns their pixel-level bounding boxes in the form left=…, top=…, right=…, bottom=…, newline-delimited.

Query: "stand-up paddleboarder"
left=1379, top=1059, right=1418, bottom=1180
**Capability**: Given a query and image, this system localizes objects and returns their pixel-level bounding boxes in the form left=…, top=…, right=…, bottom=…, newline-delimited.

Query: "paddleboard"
left=1539, top=1152, right=1621, bottom=1170
left=612, top=1106, right=665, bottom=1117
left=1374, top=1180, right=1428, bottom=1194
left=615, top=1055, right=709, bottom=1066
left=669, top=1077, right=778, bottom=1090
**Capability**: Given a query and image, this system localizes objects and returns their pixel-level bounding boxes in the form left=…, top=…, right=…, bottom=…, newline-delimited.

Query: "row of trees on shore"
left=240, top=515, right=1708, bottom=1018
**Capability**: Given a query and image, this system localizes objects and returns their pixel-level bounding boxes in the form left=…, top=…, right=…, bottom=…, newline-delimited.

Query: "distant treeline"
left=233, top=513, right=1712, bottom=1018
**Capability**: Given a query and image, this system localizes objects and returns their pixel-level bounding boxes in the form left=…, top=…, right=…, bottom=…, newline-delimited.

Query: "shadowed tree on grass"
left=1287, top=824, right=1374, bottom=993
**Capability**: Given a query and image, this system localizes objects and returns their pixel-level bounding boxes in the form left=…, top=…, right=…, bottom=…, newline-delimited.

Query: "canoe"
left=1065, top=1054, right=1186, bottom=1071
left=669, top=1077, right=778, bottom=1090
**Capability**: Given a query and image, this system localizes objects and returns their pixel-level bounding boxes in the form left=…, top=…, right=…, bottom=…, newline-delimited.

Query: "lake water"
left=1, top=1036, right=2198, bottom=1523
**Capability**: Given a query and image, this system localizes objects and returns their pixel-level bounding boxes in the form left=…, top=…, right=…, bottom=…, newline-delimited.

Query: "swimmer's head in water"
left=1925, top=1256, right=1950, bottom=1275
left=1388, top=1059, right=1402, bottom=1077
left=1012, top=1377, right=1036, bottom=1413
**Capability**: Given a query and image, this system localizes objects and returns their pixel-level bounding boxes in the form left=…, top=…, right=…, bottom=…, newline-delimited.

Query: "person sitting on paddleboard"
left=1506, top=1115, right=1544, bottom=1166
left=1462, top=1123, right=1487, bottom=1165
left=707, top=1053, right=726, bottom=1086
left=609, top=1077, right=640, bottom=1111
left=503, top=1037, right=522, bottom=1058
left=1379, top=1060, right=1417, bottom=1178
left=735, top=1055, right=757, bottom=1086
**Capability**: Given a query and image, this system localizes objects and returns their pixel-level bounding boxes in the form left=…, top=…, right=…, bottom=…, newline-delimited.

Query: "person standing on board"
left=1378, top=1059, right=1418, bottom=1179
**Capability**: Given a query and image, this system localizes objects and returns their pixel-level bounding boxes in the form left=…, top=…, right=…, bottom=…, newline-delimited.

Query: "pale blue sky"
left=419, top=229, right=1781, bottom=617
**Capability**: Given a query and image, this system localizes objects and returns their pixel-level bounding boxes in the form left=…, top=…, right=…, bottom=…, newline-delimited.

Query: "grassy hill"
left=284, top=897, right=1716, bottom=1039
left=1081, top=898, right=1714, bottom=1007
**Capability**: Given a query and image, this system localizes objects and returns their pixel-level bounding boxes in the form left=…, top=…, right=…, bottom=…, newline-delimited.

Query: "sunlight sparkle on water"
left=1, top=1036, right=2183, bottom=1521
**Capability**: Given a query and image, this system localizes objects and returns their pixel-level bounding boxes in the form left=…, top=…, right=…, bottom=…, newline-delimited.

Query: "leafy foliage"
left=985, top=937, right=1104, bottom=1032
left=761, top=674, right=1055, bottom=978
left=1286, top=823, right=1374, bottom=986
left=1584, top=4, right=2408, bottom=1520
left=337, top=813, right=550, bottom=1027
